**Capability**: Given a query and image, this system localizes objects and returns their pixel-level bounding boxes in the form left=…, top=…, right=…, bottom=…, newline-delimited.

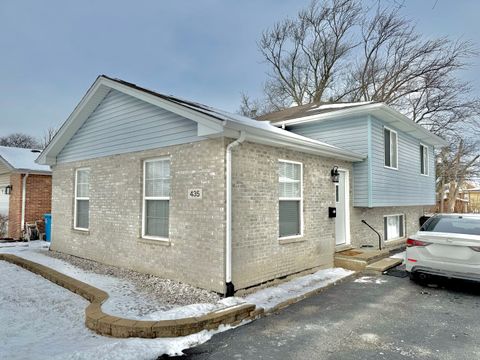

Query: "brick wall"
left=25, top=174, right=52, bottom=234
left=50, top=138, right=227, bottom=293
left=7, top=173, right=52, bottom=239
left=231, top=141, right=352, bottom=290
left=7, top=173, right=22, bottom=239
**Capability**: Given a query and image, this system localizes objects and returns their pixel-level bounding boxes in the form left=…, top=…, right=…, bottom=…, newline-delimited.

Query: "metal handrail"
left=361, top=220, right=382, bottom=250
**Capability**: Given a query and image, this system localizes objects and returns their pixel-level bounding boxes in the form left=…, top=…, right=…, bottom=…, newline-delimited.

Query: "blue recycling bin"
left=44, top=213, right=52, bottom=242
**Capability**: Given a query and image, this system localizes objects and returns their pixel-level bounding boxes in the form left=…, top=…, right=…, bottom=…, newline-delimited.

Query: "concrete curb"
left=0, top=254, right=257, bottom=338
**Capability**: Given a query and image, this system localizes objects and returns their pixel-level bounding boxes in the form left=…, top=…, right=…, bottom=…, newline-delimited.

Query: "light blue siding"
left=57, top=89, right=203, bottom=163
left=289, top=115, right=436, bottom=207
left=370, top=116, right=436, bottom=206
left=289, top=117, right=370, bottom=207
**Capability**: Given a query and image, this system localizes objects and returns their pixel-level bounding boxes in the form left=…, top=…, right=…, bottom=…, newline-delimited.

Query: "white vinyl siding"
left=74, top=168, right=90, bottom=230
left=384, top=214, right=405, bottom=241
left=420, top=144, right=429, bottom=175
left=142, top=158, right=170, bottom=240
left=384, top=127, right=398, bottom=169
left=278, top=160, right=303, bottom=239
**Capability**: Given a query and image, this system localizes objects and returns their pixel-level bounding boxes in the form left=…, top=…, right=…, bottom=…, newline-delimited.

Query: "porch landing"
left=334, top=248, right=399, bottom=272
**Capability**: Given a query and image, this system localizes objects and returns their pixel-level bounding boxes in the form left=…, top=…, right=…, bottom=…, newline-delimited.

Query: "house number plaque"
left=188, top=189, right=202, bottom=199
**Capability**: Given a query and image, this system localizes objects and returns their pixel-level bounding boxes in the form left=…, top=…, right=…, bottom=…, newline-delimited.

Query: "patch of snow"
left=354, top=276, right=387, bottom=284
left=0, top=241, right=29, bottom=248
left=0, top=145, right=50, bottom=172
left=0, top=241, right=244, bottom=320
left=244, top=267, right=353, bottom=311
left=390, top=251, right=406, bottom=264
left=0, top=260, right=234, bottom=359
left=306, top=101, right=373, bottom=112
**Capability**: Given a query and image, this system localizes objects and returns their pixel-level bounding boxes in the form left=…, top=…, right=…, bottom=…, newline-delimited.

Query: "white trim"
left=420, top=143, right=429, bottom=176
left=383, top=213, right=405, bottom=241
left=74, top=168, right=90, bottom=231
left=278, top=159, right=304, bottom=240
left=141, top=157, right=171, bottom=241
left=20, top=173, right=29, bottom=233
left=383, top=126, right=398, bottom=170
left=337, top=168, right=351, bottom=246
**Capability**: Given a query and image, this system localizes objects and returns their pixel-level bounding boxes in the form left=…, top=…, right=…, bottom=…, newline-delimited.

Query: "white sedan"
left=406, top=214, right=480, bottom=283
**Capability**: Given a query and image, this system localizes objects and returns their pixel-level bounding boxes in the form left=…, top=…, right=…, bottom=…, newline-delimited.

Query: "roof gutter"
left=225, top=130, right=246, bottom=297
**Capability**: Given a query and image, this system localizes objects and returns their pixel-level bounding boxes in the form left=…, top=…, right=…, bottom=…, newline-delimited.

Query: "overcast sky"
left=0, top=0, right=479, bottom=138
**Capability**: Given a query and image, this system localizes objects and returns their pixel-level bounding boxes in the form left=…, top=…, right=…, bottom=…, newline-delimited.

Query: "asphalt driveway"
left=179, top=273, right=480, bottom=360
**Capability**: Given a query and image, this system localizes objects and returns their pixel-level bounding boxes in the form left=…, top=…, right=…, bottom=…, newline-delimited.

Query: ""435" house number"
left=188, top=189, right=202, bottom=199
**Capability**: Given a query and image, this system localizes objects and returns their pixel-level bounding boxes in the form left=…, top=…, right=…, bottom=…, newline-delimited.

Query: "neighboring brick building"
left=0, top=146, right=52, bottom=239
left=37, top=76, right=445, bottom=295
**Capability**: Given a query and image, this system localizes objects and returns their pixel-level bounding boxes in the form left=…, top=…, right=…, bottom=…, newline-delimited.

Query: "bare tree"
left=437, top=137, right=480, bottom=212
left=343, top=6, right=479, bottom=136
left=39, top=127, right=57, bottom=149
left=257, top=0, right=360, bottom=109
left=0, top=133, right=40, bottom=149
left=243, top=0, right=479, bottom=137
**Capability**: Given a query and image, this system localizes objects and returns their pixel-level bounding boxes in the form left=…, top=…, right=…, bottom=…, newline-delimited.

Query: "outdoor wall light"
left=331, top=166, right=340, bottom=183
left=4, top=185, right=12, bottom=195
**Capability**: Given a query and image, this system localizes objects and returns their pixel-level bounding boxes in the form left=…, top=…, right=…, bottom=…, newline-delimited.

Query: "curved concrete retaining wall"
left=0, top=254, right=259, bottom=338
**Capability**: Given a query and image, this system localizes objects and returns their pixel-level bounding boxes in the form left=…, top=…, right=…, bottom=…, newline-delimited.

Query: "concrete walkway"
left=183, top=273, right=480, bottom=359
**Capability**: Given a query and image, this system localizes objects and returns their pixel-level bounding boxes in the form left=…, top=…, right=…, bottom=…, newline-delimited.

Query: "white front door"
left=335, top=170, right=350, bottom=246
left=0, top=174, right=9, bottom=217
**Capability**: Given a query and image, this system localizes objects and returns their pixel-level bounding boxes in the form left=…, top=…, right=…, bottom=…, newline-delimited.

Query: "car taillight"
left=469, top=246, right=480, bottom=252
left=406, top=238, right=431, bottom=247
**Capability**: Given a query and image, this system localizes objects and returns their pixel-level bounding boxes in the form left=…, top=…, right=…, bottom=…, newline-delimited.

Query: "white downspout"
left=225, top=131, right=246, bottom=297
left=21, top=173, right=29, bottom=237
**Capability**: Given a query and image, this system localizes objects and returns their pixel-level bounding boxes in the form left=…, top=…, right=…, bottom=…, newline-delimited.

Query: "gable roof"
left=37, top=76, right=365, bottom=165
left=0, top=146, right=51, bottom=174
left=260, top=102, right=448, bottom=147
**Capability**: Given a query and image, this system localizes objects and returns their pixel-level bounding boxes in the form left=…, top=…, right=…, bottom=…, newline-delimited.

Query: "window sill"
left=72, top=228, right=90, bottom=235
left=384, top=165, right=398, bottom=171
left=138, top=237, right=171, bottom=246
left=279, top=236, right=305, bottom=245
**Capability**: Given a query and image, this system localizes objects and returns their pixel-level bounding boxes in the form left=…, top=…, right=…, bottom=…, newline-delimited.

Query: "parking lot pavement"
left=180, top=273, right=480, bottom=360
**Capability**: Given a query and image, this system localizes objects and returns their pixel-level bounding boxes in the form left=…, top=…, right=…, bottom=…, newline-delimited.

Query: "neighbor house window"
left=384, top=214, right=405, bottom=241
left=278, top=160, right=303, bottom=238
left=74, top=168, right=90, bottom=230
left=420, top=144, right=429, bottom=175
left=143, top=158, right=170, bottom=239
left=384, top=127, right=398, bottom=169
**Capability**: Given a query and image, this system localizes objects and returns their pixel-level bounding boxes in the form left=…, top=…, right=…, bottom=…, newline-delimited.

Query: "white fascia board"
left=274, top=103, right=447, bottom=147
left=223, top=121, right=365, bottom=162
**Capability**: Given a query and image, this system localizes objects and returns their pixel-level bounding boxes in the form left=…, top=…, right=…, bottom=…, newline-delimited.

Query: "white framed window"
left=384, top=214, right=405, bottom=241
left=384, top=127, right=398, bottom=169
left=74, top=168, right=90, bottom=231
left=420, top=144, right=429, bottom=175
left=142, top=158, right=170, bottom=240
left=278, top=160, right=303, bottom=239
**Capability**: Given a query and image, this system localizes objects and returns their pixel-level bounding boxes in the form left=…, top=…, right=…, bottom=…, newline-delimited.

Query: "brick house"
left=0, top=146, right=52, bottom=239
left=37, top=76, right=446, bottom=295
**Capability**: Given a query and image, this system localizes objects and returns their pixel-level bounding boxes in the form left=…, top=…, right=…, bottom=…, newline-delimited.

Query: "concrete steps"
left=334, top=248, right=390, bottom=271
left=365, top=258, right=403, bottom=273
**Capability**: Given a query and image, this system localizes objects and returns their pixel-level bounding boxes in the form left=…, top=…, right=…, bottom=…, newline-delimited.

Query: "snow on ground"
left=0, top=241, right=29, bottom=248
left=354, top=276, right=388, bottom=284
left=390, top=251, right=406, bottom=264
left=0, top=260, right=231, bottom=360
left=0, top=241, right=245, bottom=320
left=244, top=267, right=353, bottom=311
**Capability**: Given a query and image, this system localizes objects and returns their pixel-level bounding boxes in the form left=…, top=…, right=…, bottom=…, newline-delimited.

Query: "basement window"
left=142, top=158, right=170, bottom=240
left=74, top=168, right=90, bottom=231
left=384, top=214, right=405, bottom=241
